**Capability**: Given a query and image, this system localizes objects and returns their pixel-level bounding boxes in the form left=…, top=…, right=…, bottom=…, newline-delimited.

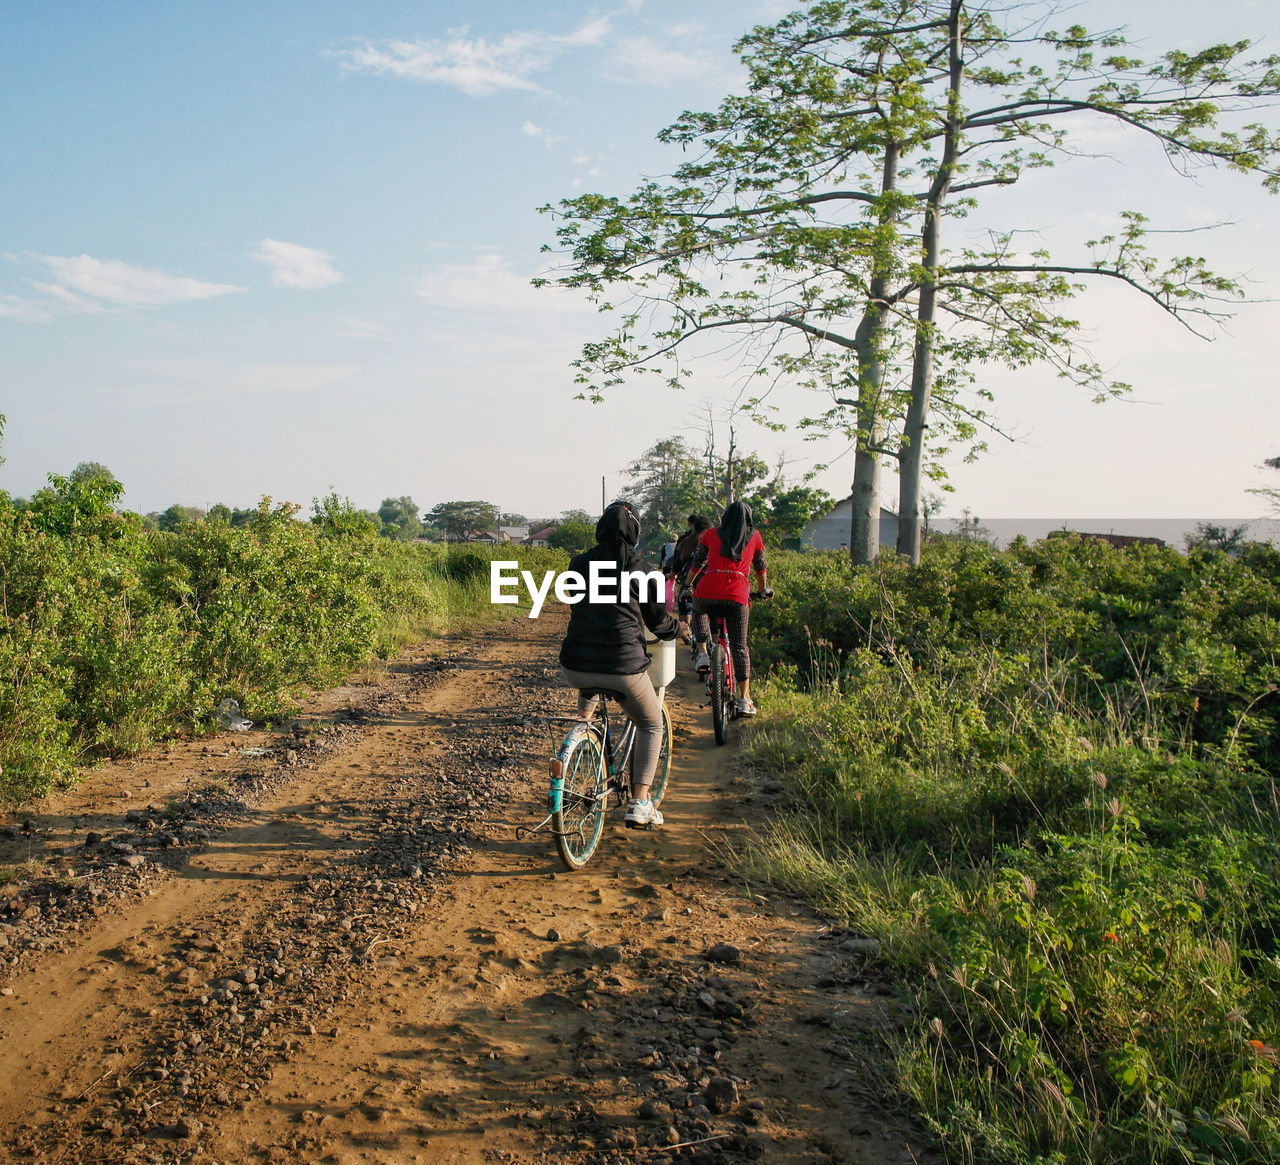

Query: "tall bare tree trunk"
left=846, top=143, right=901, bottom=566
left=849, top=446, right=881, bottom=565
left=899, top=0, right=963, bottom=565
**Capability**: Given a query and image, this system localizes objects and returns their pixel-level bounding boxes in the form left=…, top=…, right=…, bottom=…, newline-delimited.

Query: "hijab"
left=717, top=500, right=753, bottom=562
left=595, top=500, right=641, bottom=569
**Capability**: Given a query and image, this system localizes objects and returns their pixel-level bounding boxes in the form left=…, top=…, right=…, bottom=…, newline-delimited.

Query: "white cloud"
left=332, top=16, right=614, bottom=97
left=0, top=293, right=54, bottom=323
left=599, top=32, right=728, bottom=86
left=414, top=252, right=591, bottom=318
left=33, top=254, right=244, bottom=307
left=522, top=120, right=564, bottom=147
left=250, top=238, right=345, bottom=290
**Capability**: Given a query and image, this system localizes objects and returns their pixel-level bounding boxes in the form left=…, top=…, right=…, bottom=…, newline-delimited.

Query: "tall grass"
left=739, top=540, right=1280, bottom=1164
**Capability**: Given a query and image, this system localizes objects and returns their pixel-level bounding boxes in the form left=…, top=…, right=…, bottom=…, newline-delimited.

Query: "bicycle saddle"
left=578, top=686, right=628, bottom=702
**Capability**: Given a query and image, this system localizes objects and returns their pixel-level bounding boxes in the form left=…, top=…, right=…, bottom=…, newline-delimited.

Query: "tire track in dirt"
left=0, top=614, right=938, bottom=1165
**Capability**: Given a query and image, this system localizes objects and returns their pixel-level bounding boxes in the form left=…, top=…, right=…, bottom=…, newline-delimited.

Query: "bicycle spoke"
left=553, top=727, right=606, bottom=869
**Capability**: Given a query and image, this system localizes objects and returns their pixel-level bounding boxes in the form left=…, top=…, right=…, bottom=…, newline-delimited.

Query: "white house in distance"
left=803, top=498, right=906, bottom=551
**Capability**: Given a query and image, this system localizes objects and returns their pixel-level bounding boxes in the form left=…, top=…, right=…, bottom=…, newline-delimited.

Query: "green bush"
left=740, top=537, right=1280, bottom=1164
left=0, top=492, right=566, bottom=802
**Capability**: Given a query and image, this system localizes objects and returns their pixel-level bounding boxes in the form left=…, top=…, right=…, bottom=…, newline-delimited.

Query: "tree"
left=378, top=495, right=422, bottom=541
left=540, top=1, right=1280, bottom=565
left=1186, top=521, right=1248, bottom=554
left=427, top=500, right=500, bottom=542
left=624, top=438, right=712, bottom=547
left=559, top=508, right=594, bottom=525
left=766, top=486, right=836, bottom=543
left=547, top=521, right=596, bottom=554
left=155, top=503, right=208, bottom=531
left=311, top=491, right=379, bottom=538
left=69, top=460, right=117, bottom=486
left=27, top=467, right=125, bottom=536
left=1249, top=454, right=1280, bottom=514
left=500, top=512, right=529, bottom=526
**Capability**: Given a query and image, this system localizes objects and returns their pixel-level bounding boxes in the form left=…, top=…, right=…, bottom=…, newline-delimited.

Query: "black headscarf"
left=595, top=500, right=641, bottom=569
left=717, top=500, right=753, bottom=562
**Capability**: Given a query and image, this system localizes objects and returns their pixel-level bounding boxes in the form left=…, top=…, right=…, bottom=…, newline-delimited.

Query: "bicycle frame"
left=696, top=590, right=768, bottom=745
left=703, top=612, right=738, bottom=746
left=541, top=701, right=633, bottom=825
left=576, top=697, right=638, bottom=800
left=707, top=615, right=736, bottom=695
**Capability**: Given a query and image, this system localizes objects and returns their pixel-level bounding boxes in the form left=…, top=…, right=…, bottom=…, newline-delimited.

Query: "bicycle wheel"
left=710, top=643, right=732, bottom=746
left=552, top=727, right=606, bottom=870
left=631, top=701, right=674, bottom=808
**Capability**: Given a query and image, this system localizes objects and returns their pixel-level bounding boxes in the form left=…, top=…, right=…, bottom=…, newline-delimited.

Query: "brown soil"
left=0, top=612, right=939, bottom=1165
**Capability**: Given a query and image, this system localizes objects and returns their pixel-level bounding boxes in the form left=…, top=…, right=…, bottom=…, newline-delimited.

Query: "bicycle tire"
left=711, top=643, right=731, bottom=746
left=553, top=727, right=606, bottom=870
left=633, top=701, right=673, bottom=808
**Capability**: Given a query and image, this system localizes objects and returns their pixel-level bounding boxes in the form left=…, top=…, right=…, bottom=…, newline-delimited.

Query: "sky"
left=2, top=0, right=1278, bottom=524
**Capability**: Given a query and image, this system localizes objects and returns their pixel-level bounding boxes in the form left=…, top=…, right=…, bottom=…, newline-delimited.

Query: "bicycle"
left=520, top=655, right=675, bottom=871
left=697, top=590, right=772, bottom=746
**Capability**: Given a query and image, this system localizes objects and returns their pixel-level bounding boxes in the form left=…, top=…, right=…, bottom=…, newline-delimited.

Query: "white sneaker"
left=625, top=799, right=664, bottom=828
left=694, top=650, right=710, bottom=672
left=736, top=697, right=758, bottom=717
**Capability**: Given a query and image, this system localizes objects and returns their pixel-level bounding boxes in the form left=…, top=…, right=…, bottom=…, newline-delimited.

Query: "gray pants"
left=559, top=667, right=663, bottom=797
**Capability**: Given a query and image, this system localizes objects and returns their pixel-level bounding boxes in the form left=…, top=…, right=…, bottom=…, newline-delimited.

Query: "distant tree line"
left=7, top=434, right=832, bottom=558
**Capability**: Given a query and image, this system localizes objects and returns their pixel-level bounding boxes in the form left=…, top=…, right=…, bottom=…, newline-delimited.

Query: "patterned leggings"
left=692, top=598, right=751, bottom=683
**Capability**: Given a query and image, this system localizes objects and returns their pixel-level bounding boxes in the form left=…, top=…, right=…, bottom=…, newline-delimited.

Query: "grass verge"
left=736, top=540, right=1280, bottom=1164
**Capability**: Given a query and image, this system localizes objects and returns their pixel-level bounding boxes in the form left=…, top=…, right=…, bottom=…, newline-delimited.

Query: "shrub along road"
left=0, top=612, right=936, bottom=1165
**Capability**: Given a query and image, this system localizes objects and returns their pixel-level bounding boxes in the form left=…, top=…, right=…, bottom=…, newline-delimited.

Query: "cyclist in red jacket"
left=688, top=500, right=769, bottom=717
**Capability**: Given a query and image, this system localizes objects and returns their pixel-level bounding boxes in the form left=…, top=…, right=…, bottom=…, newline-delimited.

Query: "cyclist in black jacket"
left=559, top=501, right=687, bottom=828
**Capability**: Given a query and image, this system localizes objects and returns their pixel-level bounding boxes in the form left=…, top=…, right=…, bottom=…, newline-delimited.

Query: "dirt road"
left=0, top=613, right=937, bottom=1164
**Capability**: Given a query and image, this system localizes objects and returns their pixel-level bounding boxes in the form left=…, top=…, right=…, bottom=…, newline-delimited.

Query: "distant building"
left=525, top=525, right=557, bottom=547
left=802, top=498, right=907, bottom=551
left=467, top=529, right=508, bottom=544
left=499, top=525, right=529, bottom=543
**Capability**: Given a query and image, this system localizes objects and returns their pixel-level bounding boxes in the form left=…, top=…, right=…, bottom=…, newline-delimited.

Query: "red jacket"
left=692, top=527, right=765, bottom=605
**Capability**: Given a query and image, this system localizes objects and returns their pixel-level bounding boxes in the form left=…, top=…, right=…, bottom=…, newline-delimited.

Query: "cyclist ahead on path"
left=689, top=501, right=769, bottom=718
left=671, top=513, right=712, bottom=624
left=559, top=501, right=689, bottom=829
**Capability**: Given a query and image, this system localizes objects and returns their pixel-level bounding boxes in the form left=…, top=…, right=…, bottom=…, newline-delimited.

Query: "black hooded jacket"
left=558, top=503, right=680, bottom=675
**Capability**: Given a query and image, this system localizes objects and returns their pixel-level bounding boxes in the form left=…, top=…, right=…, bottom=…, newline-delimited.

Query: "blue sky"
left=2, top=0, right=1278, bottom=523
